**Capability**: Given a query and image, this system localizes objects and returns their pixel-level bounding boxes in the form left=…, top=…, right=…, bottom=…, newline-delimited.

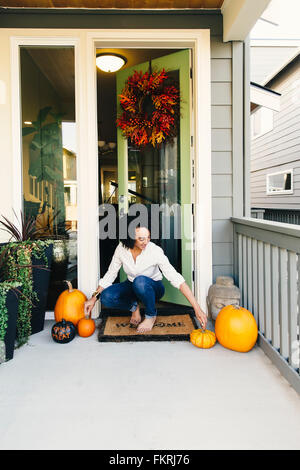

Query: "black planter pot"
left=3, top=288, right=19, bottom=361
left=0, top=241, right=54, bottom=337
left=30, top=243, right=54, bottom=335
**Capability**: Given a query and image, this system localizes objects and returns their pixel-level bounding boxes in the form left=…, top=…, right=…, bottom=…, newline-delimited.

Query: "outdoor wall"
left=211, top=37, right=233, bottom=282
left=251, top=57, right=300, bottom=210
left=0, top=10, right=238, bottom=286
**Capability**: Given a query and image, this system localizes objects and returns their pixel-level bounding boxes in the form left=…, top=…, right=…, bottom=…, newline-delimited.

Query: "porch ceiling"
left=0, top=0, right=224, bottom=8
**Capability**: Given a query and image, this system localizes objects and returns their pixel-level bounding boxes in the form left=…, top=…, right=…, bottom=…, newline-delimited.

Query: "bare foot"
left=136, top=316, right=156, bottom=334
left=130, top=304, right=142, bottom=326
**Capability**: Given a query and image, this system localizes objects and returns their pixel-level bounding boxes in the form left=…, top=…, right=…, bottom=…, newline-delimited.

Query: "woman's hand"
left=194, top=306, right=208, bottom=330
left=179, top=282, right=208, bottom=329
left=84, top=297, right=97, bottom=317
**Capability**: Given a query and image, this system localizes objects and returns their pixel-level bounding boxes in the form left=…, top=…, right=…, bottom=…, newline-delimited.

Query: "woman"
left=84, top=225, right=207, bottom=333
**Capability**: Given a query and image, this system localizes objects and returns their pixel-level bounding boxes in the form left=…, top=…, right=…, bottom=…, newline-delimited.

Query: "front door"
left=116, top=50, right=193, bottom=306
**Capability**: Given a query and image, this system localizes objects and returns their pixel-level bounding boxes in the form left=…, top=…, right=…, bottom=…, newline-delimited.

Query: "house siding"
left=0, top=10, right=239, bottom=287
left=211, top=36, right=234, bottom=282
left=251, top=57, right=300, bottom=210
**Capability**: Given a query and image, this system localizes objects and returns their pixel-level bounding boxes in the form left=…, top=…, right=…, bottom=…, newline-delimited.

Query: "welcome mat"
left=98, top=313, right=198, bottom=342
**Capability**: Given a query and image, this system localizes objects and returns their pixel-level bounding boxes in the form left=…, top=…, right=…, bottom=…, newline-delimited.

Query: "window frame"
left=266, top=169, right=294, bottom=195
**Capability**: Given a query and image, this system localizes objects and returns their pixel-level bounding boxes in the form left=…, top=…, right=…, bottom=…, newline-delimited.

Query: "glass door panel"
left=20, top=46, right=77, bottom=309
left=117, top=50, right=192, bottom=305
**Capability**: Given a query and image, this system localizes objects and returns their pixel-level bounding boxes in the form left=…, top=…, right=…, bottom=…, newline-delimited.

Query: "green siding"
left=0, top=9, right=222, bottom=33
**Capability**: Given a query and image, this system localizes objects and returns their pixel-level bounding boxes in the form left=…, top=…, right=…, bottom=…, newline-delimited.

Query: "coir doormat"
left=98, top=313, right=198, bottom=342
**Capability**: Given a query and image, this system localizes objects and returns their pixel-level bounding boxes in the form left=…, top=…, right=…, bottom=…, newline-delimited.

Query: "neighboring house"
left=250, top=51, right=300, bottom=223
left=0, top=1, right=299, bottom=392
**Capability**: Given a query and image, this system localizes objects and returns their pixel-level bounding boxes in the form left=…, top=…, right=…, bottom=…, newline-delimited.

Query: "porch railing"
left=251, top=208, right=300, bottom=226
left=231, top=217, right=300, bottom=394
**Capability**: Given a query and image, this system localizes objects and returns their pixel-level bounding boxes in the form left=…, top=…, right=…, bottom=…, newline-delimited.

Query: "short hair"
left=118, top=215, right=150, bottom=250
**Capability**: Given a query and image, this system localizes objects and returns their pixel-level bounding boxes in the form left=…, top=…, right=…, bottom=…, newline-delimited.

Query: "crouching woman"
left=84, top=225, right=207, bottom=334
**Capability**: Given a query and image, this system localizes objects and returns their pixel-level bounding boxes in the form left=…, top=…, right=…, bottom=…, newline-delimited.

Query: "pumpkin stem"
left=64, top=280, right=73, bottom=292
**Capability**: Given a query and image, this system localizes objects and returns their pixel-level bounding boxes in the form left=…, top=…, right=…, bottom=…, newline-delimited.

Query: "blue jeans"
left=100, top=275, right=165, bottom=318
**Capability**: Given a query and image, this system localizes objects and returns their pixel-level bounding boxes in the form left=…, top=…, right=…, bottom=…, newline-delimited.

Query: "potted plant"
left=0, top=250, right=21, bottom=363
left=0, top=281, right=22, bottom=362
left=0, top=210, right=53, bottom=344
left=0, top=246, right=24, bottom=362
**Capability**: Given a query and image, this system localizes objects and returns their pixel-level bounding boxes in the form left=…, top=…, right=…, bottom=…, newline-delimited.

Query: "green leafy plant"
left=0, top=281, right=22, bottom=344
left=0, top=246, right=26, bottom=354
left=0, top=211, right=52, bottom=347
left=0, top=209, right=43, bottom=241
left=0, top=240, right=52, bottom=347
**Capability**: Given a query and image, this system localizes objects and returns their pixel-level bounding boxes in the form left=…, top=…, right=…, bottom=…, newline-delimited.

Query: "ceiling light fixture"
left=96, top=53, right=127, bottom=73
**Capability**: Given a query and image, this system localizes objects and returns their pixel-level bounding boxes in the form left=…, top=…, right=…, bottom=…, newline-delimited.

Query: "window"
left=251, top=107, right=274, bottom=139
left=20, top=45, right=77, bottom=309
left=266, top=169, right=293, bottom=195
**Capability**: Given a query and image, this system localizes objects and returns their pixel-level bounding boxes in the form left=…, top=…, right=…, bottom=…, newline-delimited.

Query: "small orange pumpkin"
left=54, top=280, right=87, bottom=326
left=215, top=304, right=258, bottom=353
left=77, top=315, right=96, bottom=338
left=190, top=329, right=216, bottom=349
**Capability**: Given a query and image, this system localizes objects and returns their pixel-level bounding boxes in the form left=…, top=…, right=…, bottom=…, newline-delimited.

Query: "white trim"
left=9, top=28, right=212, bottom=314
left=10, top=35, right=81, bottom=216
left=250, top=84, right=281, bottom=112
left=243, top=36, right=251, bottom=218
left=222, top=0, right=272, bottom=42
left=232, top=41, right=244, bottom=218
left=10, top=33, right=88, bottom=310
left=192, top=30, right=212, bottom=308
left=10, top=37, right=23, bottom=222
left=266, top=168, right=294, bottom=195
left=86, top=28, right=212, bottom=311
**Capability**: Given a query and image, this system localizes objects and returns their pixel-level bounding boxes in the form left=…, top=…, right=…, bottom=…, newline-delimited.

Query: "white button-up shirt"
left=98, top=241, right=185, bottom=290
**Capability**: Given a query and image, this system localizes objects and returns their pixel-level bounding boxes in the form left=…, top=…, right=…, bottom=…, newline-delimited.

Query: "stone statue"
left=206, top=276, right=240, bottom=321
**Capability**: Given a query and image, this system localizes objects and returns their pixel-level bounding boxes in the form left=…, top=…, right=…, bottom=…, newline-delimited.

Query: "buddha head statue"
left=206, top=276, right=240, bottom=321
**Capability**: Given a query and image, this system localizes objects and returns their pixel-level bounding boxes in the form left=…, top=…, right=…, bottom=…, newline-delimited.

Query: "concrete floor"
left=0, top=320, right=299, bottom=450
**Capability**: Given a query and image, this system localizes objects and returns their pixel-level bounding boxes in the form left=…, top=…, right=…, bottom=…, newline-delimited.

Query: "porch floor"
left=0, top=320, right=299, bottom=450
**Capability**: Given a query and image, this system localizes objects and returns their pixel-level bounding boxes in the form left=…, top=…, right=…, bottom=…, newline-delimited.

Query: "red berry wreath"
left=116, top=69, right=180, bottom=148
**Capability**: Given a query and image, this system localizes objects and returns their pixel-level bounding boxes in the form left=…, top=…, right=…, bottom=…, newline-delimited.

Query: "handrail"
left=231, top=216, right=300, bottom=239
left=231, top=216, right=300, bottom=395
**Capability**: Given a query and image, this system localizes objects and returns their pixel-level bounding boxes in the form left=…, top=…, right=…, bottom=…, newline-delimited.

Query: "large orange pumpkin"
left=77, top=316, right=96, bottom=338
left=54, top=281, right=87, bottom=326
left=215, top=304, right=258, bottom=352
left=190, top=329, right=216, bottom=349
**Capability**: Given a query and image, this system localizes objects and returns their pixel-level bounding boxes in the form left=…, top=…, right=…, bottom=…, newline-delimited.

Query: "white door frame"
left=10, top=28, right=212, bottom=314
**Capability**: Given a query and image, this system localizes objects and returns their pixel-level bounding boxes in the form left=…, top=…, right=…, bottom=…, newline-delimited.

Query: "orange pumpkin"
left=77, top=315, right=96, bottom=338
left=215, top=304, right=258, bottom=352
left=190, top=329, right=216, bottom=349
left=54, top=280, right=87, bottom=326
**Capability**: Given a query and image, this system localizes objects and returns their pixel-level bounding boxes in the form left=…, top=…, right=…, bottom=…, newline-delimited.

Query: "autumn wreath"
left=116, top=69, right=180, bottom=148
